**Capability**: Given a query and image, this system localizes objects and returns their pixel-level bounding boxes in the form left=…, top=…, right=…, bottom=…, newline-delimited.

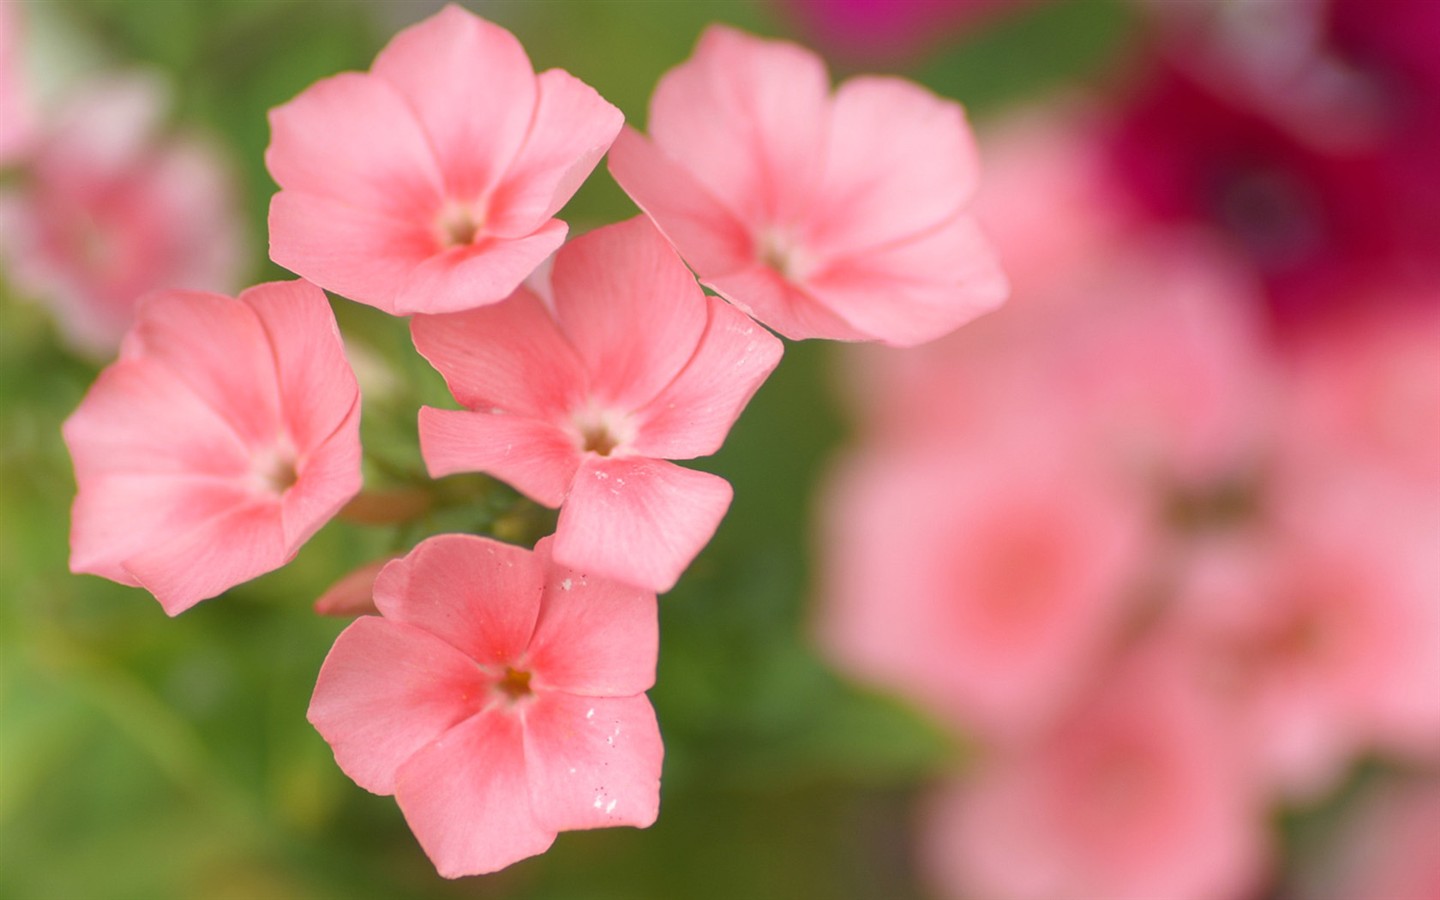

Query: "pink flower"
left=0, top=74, right=246, bottom=356
left=816, top=422, right=1147, bottom=743
left=607, top=25, right=1006, bottom=346
left=63, top=279, right=362, bottom=615
left=308, top=533, right=663, bottom=878
left=266, top=4, right=622, bottom=316
left=923, top=644, right=1268, bottom=900
left=0, top=1, right=34, bottom=165
left=413, top=216, right=783, bottom=592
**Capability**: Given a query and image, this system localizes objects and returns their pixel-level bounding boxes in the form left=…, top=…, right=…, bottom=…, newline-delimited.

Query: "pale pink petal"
left=281, top=404, right=363, bottom=550
left=802, top=213, right=1008, bottom=347
left=526, top=537, right=658, bottom=696
left=486, top=69, right=623, bottom=238
left=370, top=5, right=537, bottom=202
left=549, top=217, right=709, bottom=411
left=372, top=534, right=543, bottom=667
left=417, top=408, right=580, bottom=507
left=241, top=279, right=359, bottom=452
left=308, top=616, right=487, bottom=794
left=648, top=25, right=830, bottom=228
left=806, top=75, right=981, bottom=257
left=630, top=296, right=783, bottom=459
left=122, top=290, right=282, bottom=447
left=391, top=219, right=568, bottom=315
left=63, top=361, right=250, bottom=480
left=268, top=192, right=440, bottom=316
left=606, top=126, right=754, bottom=276
left=555, top=457, right=732, bottom=593
left=706, top=265, right=871, bottom=343
left=411, top=286, right=586, bottom=419
left=69, top=473, right=254, bottom=588
left=122, top=502, right=286, bottom=616
left=313, top=558, right=393, bottom=617
left=394, top=708, right=555, bottom=878
left=265, top=71, right=442, bottom=220
left=522, top=693, right=662, bottom=832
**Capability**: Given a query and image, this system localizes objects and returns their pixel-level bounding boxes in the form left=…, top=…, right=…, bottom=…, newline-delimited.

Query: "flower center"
left=251, top=443, right=299, bottom=496
left=497, top=666, right=532, bottom=701
left=756, top=227, right=813, bottom=282
left=435, top=202, right=483, bottom=249
left=571, top=407, right=634, bottom=457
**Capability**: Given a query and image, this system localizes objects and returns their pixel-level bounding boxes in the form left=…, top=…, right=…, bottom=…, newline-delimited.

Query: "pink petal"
left=526, top=536, right=659, bottom=696
left=394, top=708, right=555, bottom=878
left=63, top=360, right=250, bottom=480
left=370, top=5, right=537, bottom=202
left=802, top=213, right=1008, bottom=347
left=554, top=457, right=732, bottom=593
left=410, top=286, right=586, bottom=419
left=606, top=126, right=754, bottom=276
left=281, top=403, right=363, bottom=550
left=69, top=473, right=253, bottom=589
left=391, top=219, right=568, bottom=315
left=705, top=265, right=871, bottom=343
left=417, top=407, right=579, bottom=507
left=522, top=693, right=662, bottom=832
left=549, top=217, right=709, bottom=411
left=486, top=69, right=624, bottom=238
left=240, top=279, right=359, bottom=452
left=648, top=25, right=830, bottom=228
left=267, top=191, right=441, bottom=316
left=121, top=501, right=286, bottom=616
left=265, top=71, right=442, bottom=220
left=806, top=75, right=981, bottom=258
left=630, top=295, right=783, bottom=459
left=373, top=534, right=544, bottom=668
left=121, top=289, right=282, bottom=447
left=308, top=616, right=487, bottom=794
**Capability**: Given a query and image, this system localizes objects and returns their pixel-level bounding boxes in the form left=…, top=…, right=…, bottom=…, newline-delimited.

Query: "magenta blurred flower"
left=923, top=645, right=1269, bottom=900
left=63, top=280, right=362, bottom=615
left=308, top=533, right=662, bottom=878
left=0, top=74, right=246, bottom=356
left=1108, top=0, right=1440, bottom=327
left=266, top=4, right=622, bottom=316
left=609, top=25, right=1006, bottom=346
left=413, top=217, right=782, bottom=592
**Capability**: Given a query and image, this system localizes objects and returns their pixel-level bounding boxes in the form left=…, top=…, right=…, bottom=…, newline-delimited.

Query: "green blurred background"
left=0, top=1, right=1135, bottom=897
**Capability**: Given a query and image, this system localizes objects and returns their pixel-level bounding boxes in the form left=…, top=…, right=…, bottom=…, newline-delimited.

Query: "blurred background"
left=2, top=1, right=1436, bottom=899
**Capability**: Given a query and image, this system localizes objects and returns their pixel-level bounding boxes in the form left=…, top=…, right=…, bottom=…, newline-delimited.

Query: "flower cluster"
left=817, top=107, right=1440, bottom=900
left=51, top=5, right=1002, bottom=879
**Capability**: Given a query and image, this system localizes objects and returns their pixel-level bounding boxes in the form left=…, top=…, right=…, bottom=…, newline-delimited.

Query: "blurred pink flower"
left=63, top=280, right=362, bottom=615
left=608, top=25, right=1006, bottom=346
left=308, top=533, right=662, bottom=878
left=266, top=4, right=622, bottom=316
left=923, top=645, right=1268, bottom=900
left=817, top=423, right=1147, bottom=743
left=413, top=217, right=782, bottom=592
left=0, top=74, right=246, bottom=356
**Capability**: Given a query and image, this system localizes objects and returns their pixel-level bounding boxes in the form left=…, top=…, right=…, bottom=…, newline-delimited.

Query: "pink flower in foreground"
left=0, top=74, right=245, bottom=355
left=413, top=217, right=783, bottom=592
left=608, top=25, right=1006, bottom=346
left=308, top=533, right=662, bottom=878
left=924, top=645, right=1268, bottom=900
left=63, top=280, right=362, bottom=615
left=266, top=4, right=622, bottom=316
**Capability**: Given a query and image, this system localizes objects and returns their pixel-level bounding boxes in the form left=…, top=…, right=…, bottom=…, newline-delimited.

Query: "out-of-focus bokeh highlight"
left=2, top=1, right=1436, bottom=899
